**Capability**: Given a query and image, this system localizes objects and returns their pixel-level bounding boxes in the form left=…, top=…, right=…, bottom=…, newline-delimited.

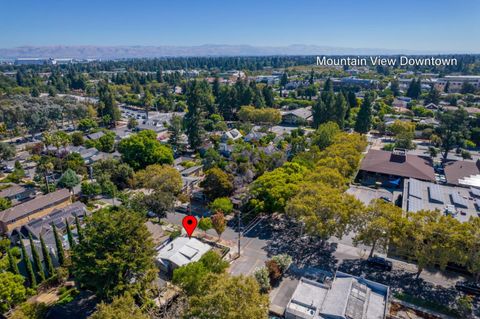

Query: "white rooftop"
left=285, top=272, right=389, bottom=319
left=156, top=237, right=211, bottom=269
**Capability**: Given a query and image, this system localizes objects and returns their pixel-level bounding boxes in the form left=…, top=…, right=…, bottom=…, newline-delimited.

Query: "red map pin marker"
left=182, top=216, right=197, bottom=238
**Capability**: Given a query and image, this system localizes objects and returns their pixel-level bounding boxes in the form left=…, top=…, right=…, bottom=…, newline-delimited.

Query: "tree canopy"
left=71, top=207, right=156, bottom=300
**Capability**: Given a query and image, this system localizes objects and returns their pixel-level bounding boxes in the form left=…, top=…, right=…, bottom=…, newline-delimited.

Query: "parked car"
left=455, top=281, right=480, bottom=295
left=367, top=256, right=393, bottom=271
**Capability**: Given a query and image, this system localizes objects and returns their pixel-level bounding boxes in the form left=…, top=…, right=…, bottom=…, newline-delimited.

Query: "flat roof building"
left=156, top=237, right=211, bottom=275
left=285, top=272, right=389, bottom=319
left=402, top=178, right=480, bottom=222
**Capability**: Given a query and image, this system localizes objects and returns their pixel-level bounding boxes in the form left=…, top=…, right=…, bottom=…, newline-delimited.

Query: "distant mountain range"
left=0, top=44, right=469, bottom=59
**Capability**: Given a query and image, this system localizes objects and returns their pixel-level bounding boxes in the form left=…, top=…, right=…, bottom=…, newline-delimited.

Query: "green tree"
left=211, top=212, right=226, bottom=239
left=20, top=239, right=36, bottom=288
left=57, top=168, right=80, bottom=194
left=251, top=162, right=308, bottom=214
left=406, top=78, right=421, bottom=99
left=184, top=80, right=213, bottom=149
left=200, top=168, right=233, bottom=200
left=66, top=219, right=75, bottom=249
left=280, top=72, right=288, bottom=97
left=254, top=266, right=271, bottom=292
left=286, top=182, right=364, bottom=243
left=172, top=261, right=210, bottom=296
left=353, top=199, right=404, bottom=257
left=98, top=81, right=120, bottom=127
left=72, top=207, right=156, bottom=300
left=0, top=272, right=28, bottom=313
left=186, top=274, right=269, bottom=319
left=354, top=93, right=373, bottom=133
left=97, top=131, right=116, bottom=153
left=8, top=249, right=20, bottom=275
left=75, top=214, right=83, bottom=243
left=78, top=118, right=98, bottom=132
left=52, top=224, right=65, bottom=266
left=71, top=131, right=84, bottom=146
left=198, top=217, right=213, bottom=236
left=89, top=294, right=149, bottom=319
left=209, top=197, right=233, bottom=215
left=28, top=234, right=45, bottom=282
left=425, top=86, right=440, bottom=105
left=0, top=142, right=15, bottom=160
left=118, top=130, right=173, bottom=170
left=0, top=197, right=12, bottom=211
left=40, top=235, right=55, bottom=278
left=127, top=117, right=138, bottom=130
left=199, top=250, right=229, bottom=274
left=142, top=90, right=154, bottom=120
left=436, top=108, right=469, bottom=160
left=168, top=114, right=183, bottom=152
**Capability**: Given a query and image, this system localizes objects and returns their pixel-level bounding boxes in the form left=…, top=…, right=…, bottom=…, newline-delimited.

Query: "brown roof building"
left=0, top=188, right=71, bottom=234
left=359, top=149, right=435, bottom=182
left=444, top=160, right=480, bottom=186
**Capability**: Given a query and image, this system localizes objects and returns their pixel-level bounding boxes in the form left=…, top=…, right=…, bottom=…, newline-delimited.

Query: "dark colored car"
left=455, top=281, right=480, bottom=296
left=367, top=256, right=393, bottom=271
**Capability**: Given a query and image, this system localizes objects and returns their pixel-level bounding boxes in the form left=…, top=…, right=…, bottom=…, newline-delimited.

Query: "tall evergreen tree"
left=75, top=214, right=83, bottom=243
left=52, top=224, right=65, bottom=266
left=20, top=239, right=36, bottom=288
left=262, top=85, right=274, bottom=107
left=280, top=72, right=288, bottom=97
left=333, top=93, right=347, bottom=128
left=40, top=235, right=55, bottom=278
left=29, top=233, right=45, bottom=282
left=444, top=81, right=450, bottom=93
left=347, top=91, right=357, bottom=108
left=390, top=80, right=400, bottom=97
left=406, top=78, right=421, bottom=99
left=355, top=94, right=373, bottom=134
left=98, top=81, right=120, bottom=127
left=312, top=98, right=327, bottom=128
left=66, top=219, right=75, bottom=249
left=184, top=80, right=213, bottom=150
left=7, top=249, right=20, bottom=275
left=212, top=76, right=221, bottom=101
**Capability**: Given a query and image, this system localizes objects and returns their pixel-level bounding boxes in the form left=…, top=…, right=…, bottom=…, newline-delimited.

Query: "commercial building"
left=402, top=178, right=480, bottom=223
left=358, top=149, right=435, bottom=185
left=435, top=76, right=480, bottom=93
left=285, top=272, right=389, bottom=319
left=444, top=160, right=480, bottom=187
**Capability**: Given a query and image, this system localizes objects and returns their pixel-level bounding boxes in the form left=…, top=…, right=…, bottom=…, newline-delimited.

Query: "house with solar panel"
left=402, top=178, right=480, bottom=223
left=284, top=272, right=389, bottom=319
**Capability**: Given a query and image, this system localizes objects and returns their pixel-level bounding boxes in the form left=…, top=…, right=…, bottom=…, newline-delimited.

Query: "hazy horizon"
left=1, top=0, right=479, bottom=53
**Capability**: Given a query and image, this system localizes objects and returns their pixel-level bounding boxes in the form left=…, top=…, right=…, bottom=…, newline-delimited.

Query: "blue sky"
left=1, top=0, right=479, bottom=52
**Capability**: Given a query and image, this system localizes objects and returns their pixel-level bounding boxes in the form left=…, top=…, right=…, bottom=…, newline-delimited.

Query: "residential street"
left=166, top=210, right=470, bottom=313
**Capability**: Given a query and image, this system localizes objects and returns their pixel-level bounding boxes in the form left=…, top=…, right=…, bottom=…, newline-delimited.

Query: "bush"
left=253, top=267, right=271, bottom=292
left=271, top=254, right=292, bottom=273
left=265, top=260, right=282, bottom=283
left=209, top=197, right=233, bottom=215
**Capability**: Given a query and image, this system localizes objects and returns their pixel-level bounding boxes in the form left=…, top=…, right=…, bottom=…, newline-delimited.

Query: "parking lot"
left=346, top=185, right=395, bottom=205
